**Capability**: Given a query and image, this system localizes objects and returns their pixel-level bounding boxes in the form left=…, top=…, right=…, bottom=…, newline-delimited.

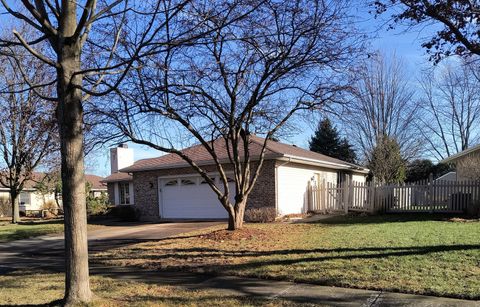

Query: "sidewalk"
left=91, top=266, right=480, bottom=307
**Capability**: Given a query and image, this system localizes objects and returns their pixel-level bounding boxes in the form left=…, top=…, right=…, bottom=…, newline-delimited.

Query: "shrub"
left=244, top=207, right=276, bottom=223
left=86, top=192, right=109, bottom=216
left=107, top=205, right=139, bottom=222
left=41, top=200, right=61, bottom=217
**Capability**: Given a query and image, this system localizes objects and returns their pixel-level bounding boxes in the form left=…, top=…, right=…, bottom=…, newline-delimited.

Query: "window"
left=20, top=193, right=30, bottom=206
left=164, top=179, right=178, bottom=186
left=200, top=177, right=215, bottom=184
left=226, top=177, right=235, bottom=183
left=119, top=182, right=130, bottom=205
left=181, top=179, right=196, bottom=186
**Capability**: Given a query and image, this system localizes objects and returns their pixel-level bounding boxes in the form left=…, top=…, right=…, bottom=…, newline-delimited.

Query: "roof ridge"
left=249, top=135, right=283, bottom=155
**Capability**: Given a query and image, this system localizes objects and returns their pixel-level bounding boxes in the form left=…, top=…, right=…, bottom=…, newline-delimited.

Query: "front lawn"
left=0, top=219, right=65, bottom=242
left=0, top=219, right=104, bottom=242
left=0, top=270, right=305, bottom=306
left=94, top=215, right=480, bottom=300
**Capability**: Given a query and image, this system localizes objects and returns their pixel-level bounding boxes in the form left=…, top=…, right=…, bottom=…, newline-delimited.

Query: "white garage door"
left=159, top=176, right=234, bottom=219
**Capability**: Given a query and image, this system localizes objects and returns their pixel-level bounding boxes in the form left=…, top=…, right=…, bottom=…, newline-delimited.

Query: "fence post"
left=370, top=179, right=376, bottom=212
left=428, top=173, right=434, bottom=213
left=349, top=179, right=354, bottom=211
left=307, top=181, right=312, bottom=211
left=322, top=179, right=327, bottom=214
left=344, top=178, right=350, bottom=214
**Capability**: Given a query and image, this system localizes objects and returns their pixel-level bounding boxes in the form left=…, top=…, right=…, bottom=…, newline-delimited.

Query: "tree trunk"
left=10, top=192, right=19, bottom=224
left=57, top=40, right=92, bottom=304
left=227, top=200, right=246, bottom=230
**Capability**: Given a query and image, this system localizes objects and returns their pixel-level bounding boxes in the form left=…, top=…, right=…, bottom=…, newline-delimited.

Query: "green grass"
left=0, top=219, right=105, bottom=242
left=0, top=270, right=314, bottom=306
left=94, top=214, right=480, bottom=300
left=0, top=219, right=64, bottom=242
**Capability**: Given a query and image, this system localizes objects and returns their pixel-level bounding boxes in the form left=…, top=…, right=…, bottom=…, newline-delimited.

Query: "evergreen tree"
left=309, top=118, right=357, bottom=163
left=368, top=136, right=406, bottom=184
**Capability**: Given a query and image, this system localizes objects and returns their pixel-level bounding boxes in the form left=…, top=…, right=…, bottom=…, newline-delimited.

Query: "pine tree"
left=309, top=118, right=357, bottom=163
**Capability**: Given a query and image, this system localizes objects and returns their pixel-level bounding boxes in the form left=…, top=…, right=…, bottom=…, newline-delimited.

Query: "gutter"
left=278, top=155, right=370, bottom=174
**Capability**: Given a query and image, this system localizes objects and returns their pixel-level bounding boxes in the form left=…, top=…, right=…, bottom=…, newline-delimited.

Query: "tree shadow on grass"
left=93, top=243, right=480, bottom=263
left=0, top=299, right=64, bottom=307
left=90, top=243, right=480, bottom=300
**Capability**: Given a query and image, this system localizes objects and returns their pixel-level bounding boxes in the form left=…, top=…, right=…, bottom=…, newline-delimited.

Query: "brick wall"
left=246, top=160, right=276, bottom=210
left=132, top=161, right=277, bottom=221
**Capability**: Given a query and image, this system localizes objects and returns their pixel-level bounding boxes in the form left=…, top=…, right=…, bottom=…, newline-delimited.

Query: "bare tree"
left=457, top=154, right=480, bottom=181
left=0, top=52, right=56, bottom=224
left=0, top=1, right=222, bottom=304
left=374, top=1, right=480, bottom=62
left=418, top=61, right=480, bottom=160
left=102, top=0, right=364, bottom=230
left=343, top=53, right=421, bottom=162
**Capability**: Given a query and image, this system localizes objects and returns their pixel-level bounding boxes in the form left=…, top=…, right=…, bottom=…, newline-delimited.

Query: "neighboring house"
left=434, top=171, right=458, bottom=182
left=0, top=172, right=107, bottom=216
left=102, top=137, right=369, bottom=221
left=441, top=144, right=480, bottom=181
left=85, top=174, right=108, bottom=198
left=0, top=172, right=58, bottom=215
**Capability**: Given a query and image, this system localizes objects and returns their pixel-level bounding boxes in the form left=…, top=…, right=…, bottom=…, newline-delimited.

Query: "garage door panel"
left=160, top=177, right=233, bottom=219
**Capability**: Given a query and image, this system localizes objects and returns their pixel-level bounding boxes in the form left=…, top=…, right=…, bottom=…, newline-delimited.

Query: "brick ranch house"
left=102, top=137, right=369, bottom=221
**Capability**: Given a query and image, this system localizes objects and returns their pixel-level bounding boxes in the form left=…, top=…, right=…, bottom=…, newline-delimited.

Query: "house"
left=0, top=172, right=107, bottom=216
left=85, top=174, right=108, bottom=198
left=0, top=172, right=59, bottom=216
left=102, top=137, right=369, bottom=221
left=440, top=144, right=480, bottom=181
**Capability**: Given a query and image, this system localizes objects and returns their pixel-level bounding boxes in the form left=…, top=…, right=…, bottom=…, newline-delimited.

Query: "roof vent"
left=292, top=144, right=297, bottom=147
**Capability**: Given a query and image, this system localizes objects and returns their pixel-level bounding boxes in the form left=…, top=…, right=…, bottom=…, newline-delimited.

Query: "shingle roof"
left=0, top=172, right=107, bottom=190
left=101, top=172, right=133, bottom=183
left=0, top=172, right=48, bottom=190
left=117, top=135, right=367, bottom=174
left=85, top=174, right=107, bottom=190
left=440, top=143, right=480, bottom=164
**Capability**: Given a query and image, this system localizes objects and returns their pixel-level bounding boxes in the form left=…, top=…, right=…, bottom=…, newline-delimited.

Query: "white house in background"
left=434, top=171, right=457, bottom=182
left=0, top=172, right=107, bottom=216
left=0, top=172, right=58, bottom=216
left=102, top=137, right=369, bottom=221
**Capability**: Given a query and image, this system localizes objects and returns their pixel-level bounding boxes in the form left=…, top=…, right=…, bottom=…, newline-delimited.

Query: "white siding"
left=276, top=165, right=337, bottom=215
left=352, top=174, right=367, bottom=183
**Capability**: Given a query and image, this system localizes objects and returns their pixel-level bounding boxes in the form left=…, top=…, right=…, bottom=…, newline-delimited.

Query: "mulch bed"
left=198, top=227, right=269, bottom=242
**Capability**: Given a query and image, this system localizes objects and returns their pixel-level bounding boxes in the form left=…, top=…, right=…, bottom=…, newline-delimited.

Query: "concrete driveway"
left=0, top=221, right=221, bottom=272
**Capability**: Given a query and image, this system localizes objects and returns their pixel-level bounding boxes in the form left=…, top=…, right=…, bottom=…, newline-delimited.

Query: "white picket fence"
left=308, top=178, right=480, bottom=214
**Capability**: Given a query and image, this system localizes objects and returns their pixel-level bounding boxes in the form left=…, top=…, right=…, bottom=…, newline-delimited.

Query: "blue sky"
left=87, top=4, right=438, bottom=176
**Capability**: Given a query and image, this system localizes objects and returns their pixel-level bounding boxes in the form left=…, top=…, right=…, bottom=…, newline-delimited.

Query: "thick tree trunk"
left=57, top=42, right=92, bottom=304
left=10, top=192, right=19, bottom=224
left=227, top=200, right=246, bottom=230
